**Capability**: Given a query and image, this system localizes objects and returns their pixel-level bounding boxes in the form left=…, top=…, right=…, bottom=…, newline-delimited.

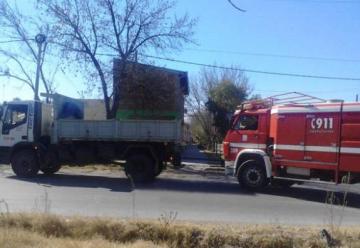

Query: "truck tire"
left=11, top=149, right=39, bottom=178
left=154, top=162, right=164, bottom=177
left=40, top=149, right=61, bottom=175
left=41, top=165, right=61, bottom=175
left=238, top=160, right=267, bottom=190
left=125, top=154, right=155, bottom=183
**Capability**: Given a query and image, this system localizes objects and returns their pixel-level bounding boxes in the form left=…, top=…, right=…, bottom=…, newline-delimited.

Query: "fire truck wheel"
left=238, top=160, right=267, bottom=190
left=125, top=154, right=155, bottom=183
left=11, top=149, right=40, bottom=178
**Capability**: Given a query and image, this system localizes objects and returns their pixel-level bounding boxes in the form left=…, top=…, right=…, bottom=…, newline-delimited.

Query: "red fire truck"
left=223, top=92, right=360, bottom=190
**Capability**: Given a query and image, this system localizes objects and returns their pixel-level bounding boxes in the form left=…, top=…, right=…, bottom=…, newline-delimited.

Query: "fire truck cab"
left=223, top=92, right=360, bottom=190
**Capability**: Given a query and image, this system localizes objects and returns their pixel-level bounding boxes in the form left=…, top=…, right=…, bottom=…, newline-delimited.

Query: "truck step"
left=273, top=176, right=337, bottom=185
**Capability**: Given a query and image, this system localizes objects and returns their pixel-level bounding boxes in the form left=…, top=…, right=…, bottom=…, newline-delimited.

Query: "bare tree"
left=40, top=0, right=196, bottom=119
left=186, top=82, right=216, bottom=149
left=0, top=50, right=35, bottom=93
left=0, top=0, right=57, bottom=102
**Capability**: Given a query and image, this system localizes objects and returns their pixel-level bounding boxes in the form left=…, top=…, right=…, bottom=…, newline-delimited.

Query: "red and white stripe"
left=274, top=144, right=360, bottom=154
left=230, top=143, right=360, bottom=155
left=271, top=103, right=360, bottom=115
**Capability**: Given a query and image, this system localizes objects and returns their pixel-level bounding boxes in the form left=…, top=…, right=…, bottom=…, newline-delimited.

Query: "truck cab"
left=0, top=101, right=38, bottom=164
left=223, top=102, right=272, bottom=189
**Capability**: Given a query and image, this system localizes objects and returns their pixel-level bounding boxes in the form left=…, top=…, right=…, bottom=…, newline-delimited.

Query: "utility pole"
left=34, top=34, right=46, bottom=101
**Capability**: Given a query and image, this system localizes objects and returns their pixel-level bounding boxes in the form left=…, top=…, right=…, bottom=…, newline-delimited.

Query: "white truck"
left=0, top=91, right=185, bottom=182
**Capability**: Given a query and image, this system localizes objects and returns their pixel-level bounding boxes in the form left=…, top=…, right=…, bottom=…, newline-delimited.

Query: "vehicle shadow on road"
left=7, top=174, right=133, bottom=193
left=138, top=177, right=255, bottom=195
left=7, top=173, right=255, bottom=195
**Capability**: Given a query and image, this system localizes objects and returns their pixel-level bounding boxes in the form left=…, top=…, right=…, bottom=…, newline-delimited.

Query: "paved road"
left=182, top=145, right=222, bottom=165
left=1, top=164, right=360, bottom=226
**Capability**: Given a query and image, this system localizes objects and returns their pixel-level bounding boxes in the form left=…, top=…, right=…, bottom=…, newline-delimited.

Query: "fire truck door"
left=305, top=113, right=339, bottom=163
left=232, top=114, right=261, bottom=149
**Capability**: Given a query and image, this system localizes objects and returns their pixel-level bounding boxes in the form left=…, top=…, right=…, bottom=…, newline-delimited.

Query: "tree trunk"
left=92, top=56, right=111, bottom=119
left=109, top=60, right=128, bottom=119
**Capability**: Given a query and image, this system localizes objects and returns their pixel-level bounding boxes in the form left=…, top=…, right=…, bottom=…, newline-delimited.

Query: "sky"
left=1, top=0, right=360, bottom=102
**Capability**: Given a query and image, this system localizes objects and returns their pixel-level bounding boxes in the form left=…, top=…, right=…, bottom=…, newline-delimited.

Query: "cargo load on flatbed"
left=113, top=60, right=189, bottom=120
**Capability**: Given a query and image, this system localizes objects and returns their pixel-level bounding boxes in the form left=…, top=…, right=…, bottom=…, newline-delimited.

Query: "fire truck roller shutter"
left=234, top=149, right=272, bottom=178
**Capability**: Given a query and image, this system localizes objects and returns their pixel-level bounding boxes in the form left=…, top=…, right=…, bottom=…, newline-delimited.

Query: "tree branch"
left=0, top=73, right=35, bottom=90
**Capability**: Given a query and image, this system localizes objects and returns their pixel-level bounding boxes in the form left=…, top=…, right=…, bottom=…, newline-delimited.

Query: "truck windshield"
left=233, top=115, right=258, bottom=130
left=3, top=104, right=28, bottom=128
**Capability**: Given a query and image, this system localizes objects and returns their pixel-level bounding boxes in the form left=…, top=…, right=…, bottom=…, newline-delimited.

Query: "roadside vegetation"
left=188, top=67, right=253, bottom=151
left=0, top=213, right=359, bottom=248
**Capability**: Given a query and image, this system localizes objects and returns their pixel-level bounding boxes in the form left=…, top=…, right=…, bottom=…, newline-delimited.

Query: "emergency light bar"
left=266, top=92, right=326, bottom=106
left=238, top=92, right=326, bottom=111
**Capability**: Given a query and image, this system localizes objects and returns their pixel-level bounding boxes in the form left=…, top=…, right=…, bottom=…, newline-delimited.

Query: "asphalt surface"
left=181, top=145, right=222, bottom=165
left=1, top=163, right=360, bottom=226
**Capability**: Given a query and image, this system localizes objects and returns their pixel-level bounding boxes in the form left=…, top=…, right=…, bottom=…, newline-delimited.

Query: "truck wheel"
left=154, top=162, right=164, bottom=177
left=41, top=149, right=61, bottom=175
left=238, top=160, right=267, bottom=190
left=41, top=165, right=61, bottom=175
left=125, top=154, right=155, bottom=183
left=11, top=149, right=39, bottom=178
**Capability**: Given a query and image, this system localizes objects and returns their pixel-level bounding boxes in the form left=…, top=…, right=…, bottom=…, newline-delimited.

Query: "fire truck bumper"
left=225, top=161, right=236, bottom=176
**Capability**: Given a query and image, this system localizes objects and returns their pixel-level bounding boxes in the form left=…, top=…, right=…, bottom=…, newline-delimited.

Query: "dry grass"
left=0, top=227, right=163, bottom=248
left=0, top=213, right=359, bottom=248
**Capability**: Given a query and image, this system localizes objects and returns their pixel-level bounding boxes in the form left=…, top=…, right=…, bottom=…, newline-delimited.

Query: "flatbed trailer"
left=55, top=119, right=181, bottom=143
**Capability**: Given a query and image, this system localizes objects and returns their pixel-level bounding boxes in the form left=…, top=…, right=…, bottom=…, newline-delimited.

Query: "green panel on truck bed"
left=116, top=109, right=180, bottom=120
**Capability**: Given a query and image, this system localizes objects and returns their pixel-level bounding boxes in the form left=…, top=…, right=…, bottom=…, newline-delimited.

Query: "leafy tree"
left=209, top=79, right=248, bottom=111
left=206, top=67, right=250, bottom=141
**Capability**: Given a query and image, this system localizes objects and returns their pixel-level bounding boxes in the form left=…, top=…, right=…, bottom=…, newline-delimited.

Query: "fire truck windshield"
left=233, top=115, right=258, bottom=131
